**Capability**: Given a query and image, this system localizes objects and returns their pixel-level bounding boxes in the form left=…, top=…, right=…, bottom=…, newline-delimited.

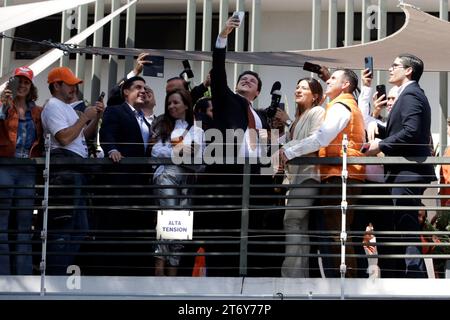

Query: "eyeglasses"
left=390, top=63, right=405, bottom=70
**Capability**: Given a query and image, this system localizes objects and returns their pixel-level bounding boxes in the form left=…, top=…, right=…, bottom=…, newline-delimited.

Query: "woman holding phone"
left=0, top=66, right=43, bottom=275
left=274, top=77, right=325, bottom=278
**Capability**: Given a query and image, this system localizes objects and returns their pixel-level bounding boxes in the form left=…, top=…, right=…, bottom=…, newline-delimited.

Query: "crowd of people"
left=1, top=13, right=449, bottom=278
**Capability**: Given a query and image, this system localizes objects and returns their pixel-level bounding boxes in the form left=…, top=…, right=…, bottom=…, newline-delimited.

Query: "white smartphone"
left=231, top=11, right=244, bottom=26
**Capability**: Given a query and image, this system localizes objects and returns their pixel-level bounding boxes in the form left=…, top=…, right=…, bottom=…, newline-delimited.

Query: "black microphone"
left=181, top=60, right=194, bottom=79
left=266, top=81, right=282, bottom=118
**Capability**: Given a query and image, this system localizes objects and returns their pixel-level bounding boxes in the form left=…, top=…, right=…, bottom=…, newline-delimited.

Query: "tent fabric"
left=0, top=0, right=96, bottom=33
left=57, top=4, right=450, bottom=71
left=0, top=0, right=137, bottom=91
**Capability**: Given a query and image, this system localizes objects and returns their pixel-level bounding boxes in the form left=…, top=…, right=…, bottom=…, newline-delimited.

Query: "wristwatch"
left=285, top=119, right=293, bottom=127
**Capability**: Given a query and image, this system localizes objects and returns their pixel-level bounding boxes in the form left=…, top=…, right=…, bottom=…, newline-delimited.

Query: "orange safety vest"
left=318, top=93, right=366, bottom=181
left=440, top=147, right=450, bottom=206
left=0, top=103, right=43, bottom=158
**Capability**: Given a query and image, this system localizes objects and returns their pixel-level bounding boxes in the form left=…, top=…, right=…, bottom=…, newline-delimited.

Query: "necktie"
left=135, top=110, right=149, bottom=152
left=247, top=103, right=257, bottom=150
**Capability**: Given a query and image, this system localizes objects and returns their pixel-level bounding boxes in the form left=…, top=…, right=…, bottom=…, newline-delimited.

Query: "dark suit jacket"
left=378, top=81, right=436, bottom=183
left=211, top=46, right=269, bottom=132
left=100, top=102, right=151, bottom=157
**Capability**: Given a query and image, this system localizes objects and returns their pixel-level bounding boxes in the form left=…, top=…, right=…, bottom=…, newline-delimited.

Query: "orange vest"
left=440, top=147, right=450, bottom=206
left=318, top=93, right=366, bottom=181
left=0, top=103, right=43, bottom=158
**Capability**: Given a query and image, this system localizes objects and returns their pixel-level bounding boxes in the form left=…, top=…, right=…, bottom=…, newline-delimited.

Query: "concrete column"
left=107, top=0, right=120, bottom=93
left=249, top=0, right=261, bottom=73
left=186, top=0, right=196, bottom=51
left=376, top=0, right=387, bottom=85
left=60, top=9, right=73, bottom=67
left=0, top=0, right=14, bottom=77
left=219, top=0, right=229, bottom=31
left=312, top=0, right=321, bottom=50
left=327, top=0, right=337, bottom=48
left=124, top=0, right=137, bottom=76
left=439, top=0, right=448, bottom=157
left=344, top=0, right=354, bottom=47
left=361, top=0, right=370, bottom=44
left=90, top=0, right=105, bottom=104
left=201, top=0, right=212, bottom=80
left=75, top=4, right=88, bottom=94
left=233, top=0, right=245, bottom=85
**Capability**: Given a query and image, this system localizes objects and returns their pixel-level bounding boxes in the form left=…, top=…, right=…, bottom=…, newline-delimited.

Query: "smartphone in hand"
left=303, top=62, right=322, bottom=74
left=231, top=11, right=244, bottom=26
left=376, top=84, right=386, bottom=99
left=364, top=56, right=374, bottom=78
left=143, top=55, right=165, bottom=77
left=97, top=91, right=105, bottom=102
left=360, top=142, right=370, bottom=153
left=182, top=60, right=194, bottom=79
left=7, top=77, right=19, bottom=100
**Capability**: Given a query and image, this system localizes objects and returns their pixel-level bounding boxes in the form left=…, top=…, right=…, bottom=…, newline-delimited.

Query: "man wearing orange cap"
left=41, top=66, right=101, bottom=274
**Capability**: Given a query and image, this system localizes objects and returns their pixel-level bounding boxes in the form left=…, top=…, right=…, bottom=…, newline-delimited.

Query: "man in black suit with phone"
left=205, top=14, right=277, bottom=277
left=366, top=54, right=436, bottom=278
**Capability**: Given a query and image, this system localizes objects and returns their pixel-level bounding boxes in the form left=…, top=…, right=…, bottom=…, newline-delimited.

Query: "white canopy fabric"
left=0, top=0, right=137, bottom=91
left=0, top=0, right=95, bottom=33
left=296, top=3, right=450, bottom=72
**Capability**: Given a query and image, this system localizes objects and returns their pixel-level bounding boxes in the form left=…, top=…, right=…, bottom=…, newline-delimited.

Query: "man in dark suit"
left=100, top=76, right=151, bottom=160
left=98, top=76, right=153, bottom=275
left=367, top=53, right=436, bottom=278
left=205, top=15, right=280, bottom=277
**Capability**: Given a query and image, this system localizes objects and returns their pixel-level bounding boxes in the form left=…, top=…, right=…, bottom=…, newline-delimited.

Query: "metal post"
left=40, top=134, right=51, bottom=296
left=124, top=0, right=137, bottom=76
left=107, top=0, right=120, bottom=93
left=439, top=0, right=448, bottom=157
left=239, top=161, right=251, bottom=276
left=340, top=134, right=349, bottom=300
left=90, top=0, right=105, bottom=104
left=201, top=0, right=212, bottom=80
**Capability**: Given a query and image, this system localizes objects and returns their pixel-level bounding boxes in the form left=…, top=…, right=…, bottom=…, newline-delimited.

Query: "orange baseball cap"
left=14, top=66, right=34, bottom=81
left=47, top=66, right=83, bottom=85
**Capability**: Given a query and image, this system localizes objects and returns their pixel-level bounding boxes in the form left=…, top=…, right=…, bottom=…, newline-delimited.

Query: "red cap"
left=14, top=66, right=34, bottom=81
left=47, top=66, right=83, bottom=85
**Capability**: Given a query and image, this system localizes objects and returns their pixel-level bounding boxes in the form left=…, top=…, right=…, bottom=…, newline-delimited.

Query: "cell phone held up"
left=7, top=77, right=19, bottom=100
left=376, top=84, right=386, bottom=100
left=364, top=56, right=374, bottom=78
left=360, top=142, right=370, bottom=153
left=231, top=11, right=244, bottom=26
left=143, top=55, right=165, bottom=78
left=97, top=91, right=105, bottom=102
left=181, top=60, right=194, bottom=80
left=303, top=62, right=321, bottom=74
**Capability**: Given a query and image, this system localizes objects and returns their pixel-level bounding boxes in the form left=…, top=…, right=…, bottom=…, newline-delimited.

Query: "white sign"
left=156, top=210, right=193, bottom=240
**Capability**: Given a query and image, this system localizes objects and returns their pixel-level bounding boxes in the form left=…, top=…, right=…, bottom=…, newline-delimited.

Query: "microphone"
left=180, top=60, right=194, bottom=80
left=266, top=81, right=282, bottom=118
